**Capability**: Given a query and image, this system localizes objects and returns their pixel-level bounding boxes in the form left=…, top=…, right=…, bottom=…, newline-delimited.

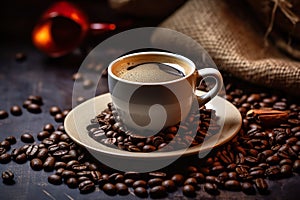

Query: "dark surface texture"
left=1, top=0, right=300, bottom=200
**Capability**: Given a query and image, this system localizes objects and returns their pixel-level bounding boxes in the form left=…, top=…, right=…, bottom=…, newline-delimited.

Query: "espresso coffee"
left=118, top=62, right=185, bottom=83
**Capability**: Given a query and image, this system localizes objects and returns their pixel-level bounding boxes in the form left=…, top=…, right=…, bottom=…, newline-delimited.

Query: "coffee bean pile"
left=1, top=80, right=300, bottom=198
left=87, top=103, right=219, bottom=152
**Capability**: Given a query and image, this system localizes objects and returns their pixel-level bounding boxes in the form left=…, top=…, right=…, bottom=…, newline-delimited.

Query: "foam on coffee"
left=112, top=54, right=191, bottom=83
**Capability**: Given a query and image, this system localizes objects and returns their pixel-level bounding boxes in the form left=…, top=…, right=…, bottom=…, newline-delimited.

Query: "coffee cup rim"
left=108, top=51, right=196, bottom=85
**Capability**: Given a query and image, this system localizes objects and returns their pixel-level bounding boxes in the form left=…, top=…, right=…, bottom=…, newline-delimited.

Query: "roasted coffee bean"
left=124, top=178, right=134, bottom=187
left=36, top=148, right=48, bottom=160
left=116, top=183, right=129, bottom=195
left=5, top=136, right=16, bottom=145
left=228, top=172, right=238, bottom=180
left=148, top=171, right=167, bottom=179
left=134, top=187, right=148, bottom=198
left=190, top=172, right=205, bottom=183
left=132, top=180, right=147, bottom=189
left=206, top=175, right=217, bottom=183
left=124, top=171, right=141, bottom=180
left=150, top=185, right=167, bottom=198
left=78, top=176, right=90, bottom=183
left=37, top=131, right=51, bottom=141
left=55, top=168, right=64, bottom=176
left=143, top=145, right=156, bottom=152
left=160, top=180, right=176, bottom=192
left=26, top=145, right=39, bottom=159
left=54, top=161, right=67, bottom=170
left=0, top=110, right=9, bottom=119
left=53, top=149, right=69, bottom=157
left=2, top=170, right=14, bottom=184
left=66, top=160, right=80, bottom=169
left=62, top=170, right=76, bottom=179
left=49, top=106, right=61, bottom=116
left=0, top=153, right=11, bottom=164
left=225, top=180, right=241, bottom=191
left=48, top=174, right=62, bottom=185
left=265, top=166, right=281, bottom=179
left=22, top=100, right=31, bottom=108
left=249, top=169, right=264, bottom=178
left=71, top=164, right=87, bottom=171
left=30, top=158, right=43, bottom=171
left=66, top=177, right=78, bottom=188
left=171, top=174, right=184, bottom=186
left=204, top=182, right=219, bottom=195
left=27, top=95, right=43, bottom=105
left=54, top=113, right=64, bottom=123
left=0, top=147, right=6, bottom=155
left=279, top=158, right=293, bottom=166
left=91, top=171, right=102, bottom=182
left=148, top=178, right=163, bottom=188
left=43, top=124, right=55, bottom=133
left=103, top=183, right=117, bottom=196
left=184, top=177, right=198, bottom=187
left=11, top=148, right=20, bottom=159
left=241, top=182, right=255, bottom=195
left=182, top=185, right=196, bottom=197
left=255, top=178, right=268, bottom=194
left=15, top=153, right=27, bottom=164
left=0, top=140, right=10, bottom=150
left=21, top=133, right=34, bottom=143
left=10, top=105, right=22, bottom=116
left=281, top=164, right=292, bottom=177
left=27, top=103, right=41, bottom=113
left=79, top=180, right=95, bottom=193
left=43, top=156, right=56, bottom=172
left=293, top=160, right=300, bottom=173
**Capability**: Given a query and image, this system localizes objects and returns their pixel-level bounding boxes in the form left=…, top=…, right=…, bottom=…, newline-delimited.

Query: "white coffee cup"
left=108, top=51, right=223, bottom=135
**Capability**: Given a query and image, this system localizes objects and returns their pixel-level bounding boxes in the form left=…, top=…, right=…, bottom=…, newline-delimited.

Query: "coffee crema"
left=117, top=62, right=185, bottom=83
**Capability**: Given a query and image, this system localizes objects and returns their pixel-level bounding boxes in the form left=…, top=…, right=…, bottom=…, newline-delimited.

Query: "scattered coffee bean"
left=241, top=182, right=255, bottom=195
left=225, top=180, right=241, bottom=191
left=15, top=153, right=27, bottom=164
left=133, top=180, right=147, bottom=189
left=0, top=153, right=11, bottom=164
left=15, top=52, right=26, bottom=62
left=204, top=183, right=219, bottom=195
left=49, top=106, right=61, bottom=116
left=66, top=177, right=78, bottom=188
left=0, top=110, right=8, bottom=119
left=43, top=123, right=55, bottom=133
left=162, top=180, right=176, bottom=192
left=48, top=174, right=62, bottom=185
left=26, top=144, right=39, bottom=159
left=10, top=105, right=22, bottom=116
left=103, top=183, right=117, bottom=196
left=21, top=133, right=34, bottom=143
left=171, top=174, right=184, bottom=186
left=134, top=187, right=148, bottom=198
left=182, top=185, right=196, bottom=197
left=115, top=183, right=129, bottom=195
left=5, top=136, right=16, bottom=145
left=148, top=178, right=163, bottom=188
left=0, top=140, right=11, bottom=150
left=78, top=180, right=95, bottom=193
left=54, top=113, right=64, bottom=123
left=37, top=131, right=51, bottom=141
left=27, top=104, right=41, bottom=113
left=149, top=185, right=167, bottom=198
left=2, top=170, right=14, bottom=184
left=22, top=100, right=31, bottom=108
left=27, top=95, right=43, bottom=105
left=255, top=178, right=268, bottom=194
left=0, top=147, right=6, bottom=155
left=30, top=158, right=43, bottom=171
left=43, top=156, right=56, bottom=172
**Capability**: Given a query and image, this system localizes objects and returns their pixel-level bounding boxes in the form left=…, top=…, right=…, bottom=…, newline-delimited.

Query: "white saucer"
left=65, top=92, right=242, bottom=163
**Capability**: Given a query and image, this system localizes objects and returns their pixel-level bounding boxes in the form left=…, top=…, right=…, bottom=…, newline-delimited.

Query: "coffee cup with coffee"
left=108, top=51, right=223, bottom=136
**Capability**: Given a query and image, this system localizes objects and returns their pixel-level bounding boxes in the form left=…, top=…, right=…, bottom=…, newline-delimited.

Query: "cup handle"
left=196, top=68, right=223, bottom=105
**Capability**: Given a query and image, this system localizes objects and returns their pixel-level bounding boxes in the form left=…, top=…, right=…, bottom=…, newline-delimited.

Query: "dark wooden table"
left=1, top=1, right=300, bottom=199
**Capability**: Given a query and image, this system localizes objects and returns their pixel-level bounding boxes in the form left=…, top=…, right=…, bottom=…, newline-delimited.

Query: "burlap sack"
left=154, top=0, right=300, bottom=96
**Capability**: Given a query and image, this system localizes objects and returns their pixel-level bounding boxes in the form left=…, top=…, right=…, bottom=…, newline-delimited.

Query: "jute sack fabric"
left=153, top=0, right=300, bottom=96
